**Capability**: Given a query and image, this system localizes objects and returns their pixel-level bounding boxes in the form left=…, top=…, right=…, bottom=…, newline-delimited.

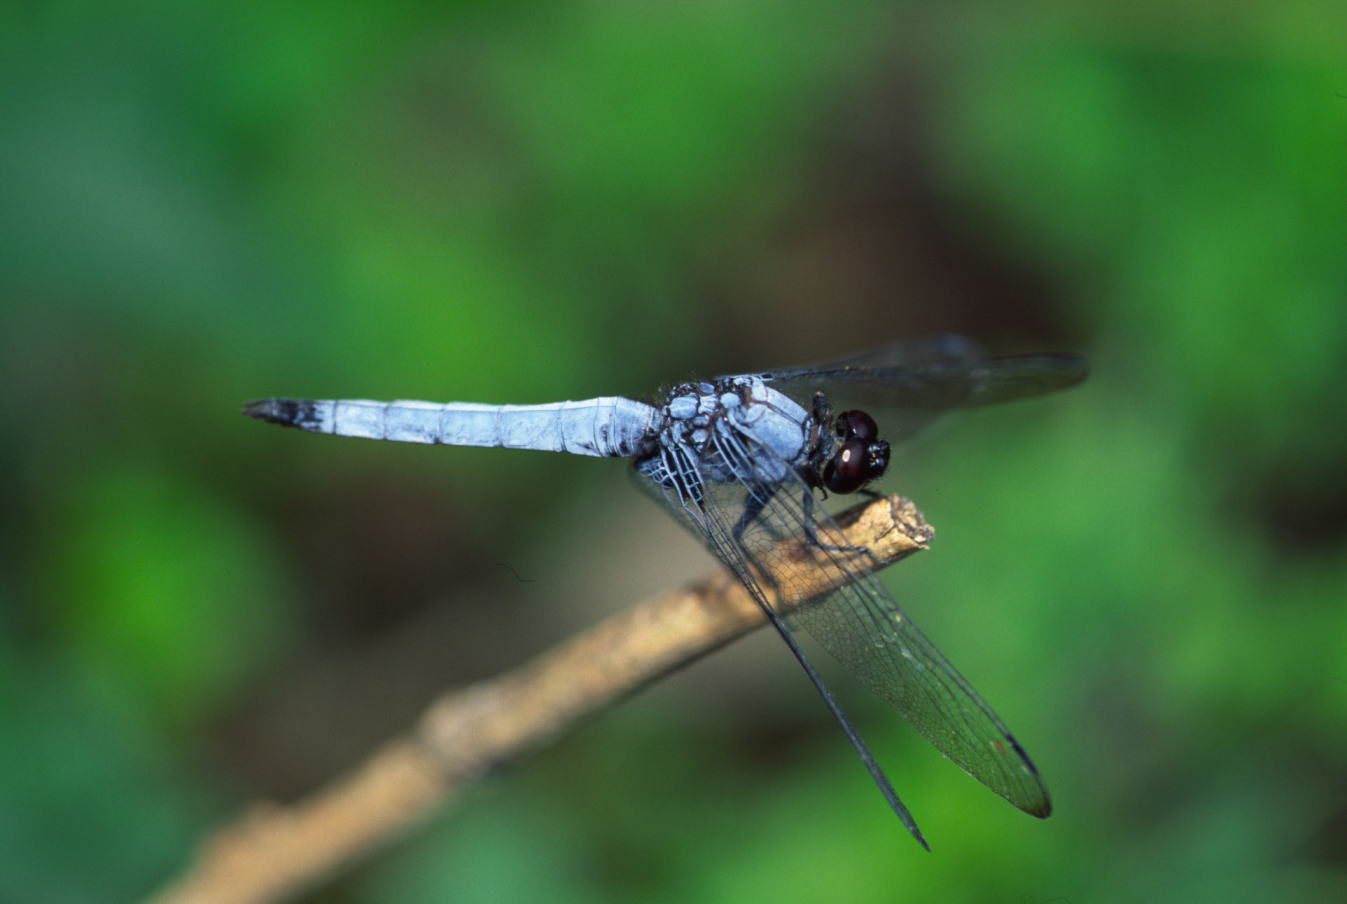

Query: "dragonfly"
left=244, top=336, right=1087, bottom=848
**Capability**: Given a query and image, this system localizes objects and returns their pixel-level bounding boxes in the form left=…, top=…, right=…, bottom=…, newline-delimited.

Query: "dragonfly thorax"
left=651, top=377, right=814, bottom=487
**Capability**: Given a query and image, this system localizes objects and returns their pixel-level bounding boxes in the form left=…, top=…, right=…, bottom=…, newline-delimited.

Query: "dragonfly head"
left=822, top=409, right=890, bottom=494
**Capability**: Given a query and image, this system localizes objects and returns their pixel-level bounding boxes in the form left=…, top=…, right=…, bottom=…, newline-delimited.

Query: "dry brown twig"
left=148, top=494, right=933, bottom=904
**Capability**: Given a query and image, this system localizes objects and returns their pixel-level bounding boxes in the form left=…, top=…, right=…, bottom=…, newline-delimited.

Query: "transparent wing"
left=635, top=426, right=1052, bottom=820
left=632, top=442, right=932, bottom=847
left=722, top=337, right=1087, bottom=441
left=736, top=334, right=988, bottom=378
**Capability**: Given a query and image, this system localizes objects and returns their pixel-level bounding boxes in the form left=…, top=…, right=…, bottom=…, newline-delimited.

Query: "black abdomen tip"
left=242, top=398, right=320, bottom=430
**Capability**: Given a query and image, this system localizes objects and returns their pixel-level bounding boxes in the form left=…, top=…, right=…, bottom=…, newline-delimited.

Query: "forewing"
left=736, top=334, right=987, bottom=379
left=637, top=429, right=1052, bottom=818
left=723, top=338, right=1087, bottom=441
left=773, top=353, right=1088, bottom=410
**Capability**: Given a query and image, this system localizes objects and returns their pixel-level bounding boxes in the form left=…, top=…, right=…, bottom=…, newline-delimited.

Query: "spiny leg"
left=799, top=485, right=885, bottom=568
left=810, top=391, right=833, bottom=428
left=729, top=482, right=783, bottom=597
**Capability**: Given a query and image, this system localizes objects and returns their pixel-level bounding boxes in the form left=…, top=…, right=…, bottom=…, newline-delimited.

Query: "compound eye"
left=823, top=439, right=870, bottom=494
left=822, top=436, right=891, bottom=494
left=835, top=409, right=879, bottom=442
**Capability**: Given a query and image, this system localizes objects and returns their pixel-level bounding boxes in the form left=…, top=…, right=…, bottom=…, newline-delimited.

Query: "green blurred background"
left=3, top=2, right=1345, bottom=902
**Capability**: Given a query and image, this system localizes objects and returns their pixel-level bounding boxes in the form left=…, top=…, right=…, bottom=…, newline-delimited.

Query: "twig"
left=147, top=495, right=933, bottom=904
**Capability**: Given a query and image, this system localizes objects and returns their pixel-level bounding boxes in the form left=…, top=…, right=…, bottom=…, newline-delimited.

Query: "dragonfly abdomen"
left=243, top=396, right=659, bottom=457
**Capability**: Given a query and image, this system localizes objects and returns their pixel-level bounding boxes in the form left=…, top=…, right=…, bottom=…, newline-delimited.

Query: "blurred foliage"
left=1, top=1, right=1344, bottom=902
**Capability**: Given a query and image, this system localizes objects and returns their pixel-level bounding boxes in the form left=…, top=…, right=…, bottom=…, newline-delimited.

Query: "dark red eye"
left=823, top=408, right=889, bottom=493
left=834, top=409, right=878, bottom=442
left=823, top=439, right=866, bottom=493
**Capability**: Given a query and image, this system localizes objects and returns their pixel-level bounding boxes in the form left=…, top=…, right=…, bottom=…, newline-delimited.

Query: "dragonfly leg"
left=729, top=483, right=784, bottom=597
left=799, top=487, right=885, bottom=567
left=810, top=391, right=833, bottom=428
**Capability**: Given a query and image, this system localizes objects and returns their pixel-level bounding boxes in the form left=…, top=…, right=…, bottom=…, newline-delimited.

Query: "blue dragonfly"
left=245, top=336, right=1086, bottom=848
